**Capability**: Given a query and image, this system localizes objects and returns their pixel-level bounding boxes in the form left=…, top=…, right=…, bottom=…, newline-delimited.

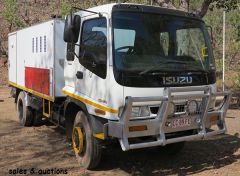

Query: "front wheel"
left=72, top=111, right=102, bottom=169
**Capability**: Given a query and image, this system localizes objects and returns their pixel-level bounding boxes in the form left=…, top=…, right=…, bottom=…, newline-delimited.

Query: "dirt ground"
left=0, top=87, right=240, bottom=176
left=0, top=60, right=8, bottom=86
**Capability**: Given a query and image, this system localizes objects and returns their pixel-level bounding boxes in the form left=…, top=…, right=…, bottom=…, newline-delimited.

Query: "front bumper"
left=108, top=86, right=232, bottom=151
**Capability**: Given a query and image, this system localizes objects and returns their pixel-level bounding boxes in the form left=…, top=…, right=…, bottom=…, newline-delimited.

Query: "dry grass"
left=0, top=59, right=8, bottom=86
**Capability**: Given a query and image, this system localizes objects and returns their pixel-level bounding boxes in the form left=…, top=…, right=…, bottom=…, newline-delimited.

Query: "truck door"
left=8, top=33, right=17, bottom=83
left=76, top=17, right=108, bottom=103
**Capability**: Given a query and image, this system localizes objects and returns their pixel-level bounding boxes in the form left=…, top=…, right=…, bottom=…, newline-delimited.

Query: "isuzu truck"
left=8, top=3, right=232, bottom=169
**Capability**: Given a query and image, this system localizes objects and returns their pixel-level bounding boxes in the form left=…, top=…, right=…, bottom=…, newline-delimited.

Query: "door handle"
left=76, top=71, right=83, bottom=79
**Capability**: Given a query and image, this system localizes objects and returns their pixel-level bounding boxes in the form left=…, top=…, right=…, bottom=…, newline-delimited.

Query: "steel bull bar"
left=108, top=86, right=232, bottom=151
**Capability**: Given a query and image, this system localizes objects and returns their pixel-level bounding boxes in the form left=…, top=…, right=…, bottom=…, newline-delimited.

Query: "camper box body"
left=8, top=19, right=65, bottom=100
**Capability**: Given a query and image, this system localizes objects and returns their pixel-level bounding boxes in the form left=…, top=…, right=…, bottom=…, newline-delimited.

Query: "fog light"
left=187, top=100, right=198, bottom=114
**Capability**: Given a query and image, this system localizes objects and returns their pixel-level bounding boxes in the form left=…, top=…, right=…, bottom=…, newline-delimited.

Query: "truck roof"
left=80, top=3, right=203, bottom=22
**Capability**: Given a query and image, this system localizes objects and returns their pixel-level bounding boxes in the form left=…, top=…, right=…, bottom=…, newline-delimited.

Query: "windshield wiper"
left=139, top=60, right=188, bottom=75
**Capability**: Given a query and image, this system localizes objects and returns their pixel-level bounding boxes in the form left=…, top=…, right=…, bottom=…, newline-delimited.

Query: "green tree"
left=227, top=11, right=240, bottom=65
left=60, top=0, right=72, bottom=17
left=150, top=0, right=239, bottom=18
left=2, top=0, right=24, bottom=31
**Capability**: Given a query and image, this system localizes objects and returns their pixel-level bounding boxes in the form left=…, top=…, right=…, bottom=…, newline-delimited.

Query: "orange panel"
left=25, top=67, right=50, bottom=95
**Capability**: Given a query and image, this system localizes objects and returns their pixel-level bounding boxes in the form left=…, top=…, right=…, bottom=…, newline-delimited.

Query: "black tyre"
left=72, top=111, right=102, bottom=169
left=16, top=92, right=33, bottom=127
left=162, top=142, right=185, bottom=155
left=33, top=111, right=45, bottom=126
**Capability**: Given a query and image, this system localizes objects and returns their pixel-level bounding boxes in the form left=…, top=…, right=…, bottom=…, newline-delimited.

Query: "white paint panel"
left=8, top=33, right=17, bottom=83
left=54, top=20, right=66, bottom=97
left=124, top=87, right=165, bottom=99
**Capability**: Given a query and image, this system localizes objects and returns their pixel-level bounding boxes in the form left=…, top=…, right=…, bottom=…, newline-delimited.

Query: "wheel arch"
left=64, top=96, right=88, bottom=141
left=64, top=96, right=108, bottom=141
left=13, top=87, right=22, bottom=104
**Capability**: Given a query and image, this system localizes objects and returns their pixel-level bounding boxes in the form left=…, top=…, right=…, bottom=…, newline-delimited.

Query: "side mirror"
left=64, top=14, right=81, bottom=43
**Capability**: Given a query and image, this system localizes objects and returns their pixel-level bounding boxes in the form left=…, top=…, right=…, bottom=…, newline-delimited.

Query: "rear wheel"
left=33, top=111, right=45, bottom=126
left=17, top=92, right=33, bottom=126
left=72, top=111, right=102, bottom=169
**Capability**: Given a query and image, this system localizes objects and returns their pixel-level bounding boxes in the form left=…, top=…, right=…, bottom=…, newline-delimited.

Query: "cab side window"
left=80, top=18, right=107, bottom=79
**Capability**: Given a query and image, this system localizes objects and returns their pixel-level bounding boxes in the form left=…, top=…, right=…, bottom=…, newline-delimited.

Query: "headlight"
left=118, top=106, right=151, bottom=118
left=131, top=106, right=150, bottom=117
left=139, top=106, right=150, bottom=117
left=187, top=100, right=198, bottom=114
left=131, top=107, right=141, bottom=117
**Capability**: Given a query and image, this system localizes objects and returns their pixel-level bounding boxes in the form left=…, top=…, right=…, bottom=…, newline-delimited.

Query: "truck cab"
left=61, top=3, right=232, bottom=168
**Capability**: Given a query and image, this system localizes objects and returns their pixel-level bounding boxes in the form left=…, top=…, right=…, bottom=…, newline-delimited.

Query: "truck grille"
left=150, top=102, right=201, bottom=115
left=175, top=104, right=185, bottom=113
left=150, top=107, right=159, bottom=114
left=150, top=104, right=186, bottom=114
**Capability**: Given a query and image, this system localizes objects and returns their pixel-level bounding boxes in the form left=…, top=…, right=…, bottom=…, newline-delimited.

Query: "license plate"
left=172, top=117, right=191, bottom=128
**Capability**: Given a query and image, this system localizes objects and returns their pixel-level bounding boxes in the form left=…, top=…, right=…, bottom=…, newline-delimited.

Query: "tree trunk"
left=153, top=0, right=214, bottom=18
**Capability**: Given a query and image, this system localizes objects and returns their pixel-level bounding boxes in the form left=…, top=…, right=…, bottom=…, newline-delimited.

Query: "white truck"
left=8, top=3, right=232, bottom=169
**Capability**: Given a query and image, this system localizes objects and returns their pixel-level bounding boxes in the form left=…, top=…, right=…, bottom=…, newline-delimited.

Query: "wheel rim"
left=18, top=100, right=23, bottom=121
left=72, top=127, right=84, bottom=155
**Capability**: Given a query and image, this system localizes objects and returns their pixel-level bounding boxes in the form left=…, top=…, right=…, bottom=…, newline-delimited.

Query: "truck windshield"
left=112, top=12, right=215, bottom=74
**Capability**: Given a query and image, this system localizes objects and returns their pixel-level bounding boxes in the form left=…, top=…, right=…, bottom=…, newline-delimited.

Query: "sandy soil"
left=0, top=87, right=240, bottom=176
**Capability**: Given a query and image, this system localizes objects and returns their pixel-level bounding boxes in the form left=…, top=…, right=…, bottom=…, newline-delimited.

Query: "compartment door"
left=8, top=33, right=17, bottom=83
